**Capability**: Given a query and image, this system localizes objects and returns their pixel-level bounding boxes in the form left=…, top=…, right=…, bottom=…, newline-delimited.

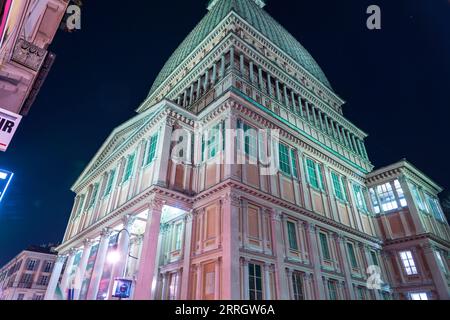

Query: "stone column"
left=242, top=258, right=250, bottom=300
left=153, top=117, right=174, bottom=187
left=267, top=74, right=273, bottom=96
left=214, top=258, right=221, bottom=300
left=286, top=268, right=294, bottom=300
left=220, top=54, right=225, bottom=79
left=240, top=54, right=245, bottom=75
left=73, top=239, right=93, bottom=300
left=134, top=198, right=165, bottom=300
left=422, top=243, right=450, bottom=299
left=264, top=263, right=272, bottom=300
left=283, top=85, right=289, bottom=107
left=275, top=80, right=281, bottom=101
left=362, top=244, right=383, bottom=300
left=270, top=210, right=289, bottom=299
left=334, top=233, right=356, bottom=300
left=398, top=176, right=425, bottom=234
left=44, top=255, right=66, bottom=300
left=196, top=264, right=203, bottom=300
left=303, top=222, right=325, bottom=299
left=297, top=97, right=304, bottom=118
left=224, top=112, right=239, bottom=179
left=86, top=227, right=112, bottom=300
left=60, top=248, right=76, bottom=300
left=221, top=192, right=241, bottom=299
left=249, top=61, right=255, bottom=83
left=180, top=211, right=194, bottom=299
left=258, top=66, right=264, bottom=91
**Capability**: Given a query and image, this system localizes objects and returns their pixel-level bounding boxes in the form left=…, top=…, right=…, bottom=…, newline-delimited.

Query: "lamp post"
left=107, top=228, right=138, bottom=300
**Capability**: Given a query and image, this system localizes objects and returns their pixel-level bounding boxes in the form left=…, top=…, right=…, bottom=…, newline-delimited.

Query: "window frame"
left=286, top=221, right=299, bottom=251
left=399, top=250, right=418, bottom=276
left=248, top=263, right=263, bottom=300
left=319, top=232, right=331, bottom=261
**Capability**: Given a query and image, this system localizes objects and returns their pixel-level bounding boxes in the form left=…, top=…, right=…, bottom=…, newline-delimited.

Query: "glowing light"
left=107, top=250, right=120, bottom=264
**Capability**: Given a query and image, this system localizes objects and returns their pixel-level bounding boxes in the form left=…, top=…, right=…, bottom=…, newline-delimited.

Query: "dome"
left=147, top=0, right=332, bottom=98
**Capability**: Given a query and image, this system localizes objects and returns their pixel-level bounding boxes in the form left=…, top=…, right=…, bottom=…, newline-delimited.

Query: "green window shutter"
left=317, top=163, right=325, bottom=190
left=123, top=153, right=135, bottom=182
left=104, top=169, right=116, bottom=197
left=278, top=143, right=291, bottom=175
left=287, top=221, right=298, bottom=250
left=145, top=133, right=159, bottom=165
left=306, top=158, right=319, bottom=189
left=347, top=242, right=358, bottom=268
left=331, top=171, right=344, bottom=201
left=319, top=233, right=331, bottom=260
left=290, top=149, right=298, bottom=178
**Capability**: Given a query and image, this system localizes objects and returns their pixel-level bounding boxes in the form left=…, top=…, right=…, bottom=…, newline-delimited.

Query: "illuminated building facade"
left=0, top=0, right=68, bottom=151
left=45, top=0, right=450, bottom=300
left=0, top=245, right=58, bottom=300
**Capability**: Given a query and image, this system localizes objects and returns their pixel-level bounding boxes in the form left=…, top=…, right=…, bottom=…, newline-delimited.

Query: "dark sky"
left=1, top=0, right=449, bottom=265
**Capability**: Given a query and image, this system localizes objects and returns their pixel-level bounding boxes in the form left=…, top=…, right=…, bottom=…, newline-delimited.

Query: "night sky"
left=0, top=0, right=449, bottom=265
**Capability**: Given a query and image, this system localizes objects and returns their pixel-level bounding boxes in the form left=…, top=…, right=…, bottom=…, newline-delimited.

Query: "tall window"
left=369, top=188, right=381, bottom=214
left=411, top=184, right=426, bottom=211
left=317, top=164, right=325, bottom=190
left=370, top=251, right=379, bottom=266
left=287, top=221, right=298, bottom=250
left=248, top=263, right=263, bottom=300
left=306, top=158, right=319, bottom=189
left=319, top=233, right=331, bottom=260
left=43, top=261, right=52, bottom=273
left=75, top=195, right=85, bottom=217
left=122, top=153, right=136, bottom=182
left=207, top=124, right=220, bottom=159
left=346, top=242, right=358, bottom=269
left=377, top=182, right=398, bottom=212
left=278, top=143, right=291, bottom=175
left=243, top=123, right=257, bottom=158
left=400, top=251, right=418, bottom=275
left=290, top=149, right=298, bottom=178
left=292, top=272, right=304, bottom=300
left=394, top=180, right=407, bottom=207
left=145, top=133, right=159, bottom=165
left=353, top=184, right=368, bottom=212
left=88, top=183, right=99, bottom=209
left=410, top=292, right=428, bottom=300
left=103, top=169, right=116, bottom=197
left=331, top=171, right=345, bottom=201
left=27, top=260, right=36, bottom=271
left=425, top=194, right=445, bottom=221
left=357, top=287, right=365, bottom=300
left=174, top=223, right=183, bottom=251
left=327, top=280, right=338, bottom=300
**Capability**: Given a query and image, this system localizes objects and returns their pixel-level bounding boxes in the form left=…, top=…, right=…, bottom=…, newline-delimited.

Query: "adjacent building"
left=0, top=0, right=68, bottom=151
left=0, top=244, right=58, bottom=300
left=45, top=0, right=450, bottom=300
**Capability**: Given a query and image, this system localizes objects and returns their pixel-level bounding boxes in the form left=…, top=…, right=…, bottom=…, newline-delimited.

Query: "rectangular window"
left=122, top=153, right=136, bottom=182
left=377, top=182, right=398, bottom=212
left=44, top=261, right=52, bottom=273
left=292, top=272, right=304, bottom=300
left=353, top=184, right=368, bottom=212
left=27, top=260, right=36, bottom=271
left=306, top=158, right=319, bottom=189
left=243, top=123, right=257, bottom=158
left=76, top=195, right=86, bottom=217
left=278, top=143, right=291, bottom=175
left=287, top=221, right=298, bottom=250
left=400, top=251, right=418, bottom=275
left=370, top=251, right=379, bottom=266
left=145, top=133, right=159, bottom=165
left=88, top=183, right=99, bottom=209
left=369, top=188, right=381, bottom=214
left=411, top=184, right=426, bottom=211
left=207, top=124, right=220, bottom=159
left=290, top=149, right=298, bottom=178
left=347, top=242, right=358, bottom=269
left=174, top=223, right=183, bottom=251
left=331, top=171, right=345, bottom=201
left=410, top=292, right=428, bottom=300
left=319, top=233, right=331, bottom=260
left=327, top=280, right=338, bottom=300
left=394, top=179, right=407, bottom=207
left=357, top=287, right=365, bottom=300
left=104, top=169, right=116, bottom=197
left=425, top=194, right=445, bottom=221
left=248, top=263, right=263, bottom=300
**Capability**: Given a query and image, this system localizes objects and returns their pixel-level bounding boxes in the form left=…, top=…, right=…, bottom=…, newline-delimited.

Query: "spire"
left=208, top=0, right=266, bottom=11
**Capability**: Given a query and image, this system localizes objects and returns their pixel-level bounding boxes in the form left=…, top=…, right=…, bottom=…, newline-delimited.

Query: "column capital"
left=269, top=209, right=282, bottom=221
left=67, top=247, right=78, bottom=257
left=122, top=213, right=136, bottom=230
left=222, top=191, right=240, bottom=206
left=56, top=255, right=66, bottom=264
left=332, top=232, right=345, bottom=243
left=184, top=210, right=194, bottom=223
left=149, top=197, right=166, bottom=211
left=160, top=222, right=170, bottom=233
left=83, top=238, right=93, bottom=248
left=100, top=227, right=113, bottom=239
left=304, top=221, right=317, bottom=234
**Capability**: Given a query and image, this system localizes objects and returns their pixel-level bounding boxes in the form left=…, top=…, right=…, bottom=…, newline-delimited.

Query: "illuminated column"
left=297, top=97, right=304, bottom=118
left=153, top=117, right=174, bottom=186
left=44, top=255, right=66, bottom=300
left=196, top=78, right=201, bottom=101
left=214, top=258, right=221, bottom=299
left=361, top=244, right=382, bottom=300
left=283, top=85, right=289, bottom=108
left=305, top=102, right=312, bottom=123
left=342, top=129, right=350, bottom=149
left=86, top=227, right=112, bottom=300
left=60, top=248, right=76, bottom=299
left=334, top=233, right=356, bottom=300
left=291, top=91, right=297, bottom=114
left=203, top=70, right=209, bottom=92
left=258, top=66, right=264, bottom=91
left=242, top=258, right=250, bottom=300
left=229, top=47, right=235, bottom=70
left=324, top=115, right=331, bottom=136
left=351, top=134, right=359, bottom=156
left=220, top=54, right=225, bottom=79
left=211, top=63, right=217, bottom=85
left=264, top=263, right=272, bottom=300
left=270, top=210, right=289, bottom=300
left=421, top=243, right=450, bottom=299
left=134, top=198, right=165, bottom=300
left=398, top=176, right=425, bottom=233
left=73, top=239, right=93, bottom=300
left=189, top=84, right=194, bottom=103
left=110, top=215, right=135, bottom=287
left=275, top=80, right=282, bottom=101
left=303, top=222, right=326, bottom=299
left=224, top=111, right=238, bottom=179
left=267, top=74, right=273, bottom=96
left=221, top=192, right=241, bottom=299
left=240, top=54, right=245, bottom=75
left=312, top=106, right=319, bottom=127
left=180, top=211, right=194, bottom=299
left=358, top=140, right=368, bottom=159
left=286, top=268, right=294, bottom=299
left=318, top=110, right=325, bottom=131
